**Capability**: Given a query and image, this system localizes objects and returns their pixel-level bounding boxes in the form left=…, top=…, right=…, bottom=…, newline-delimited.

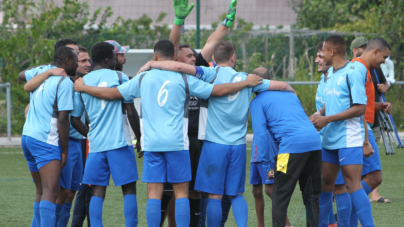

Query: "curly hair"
left=91, top=42, right=115, bottom=64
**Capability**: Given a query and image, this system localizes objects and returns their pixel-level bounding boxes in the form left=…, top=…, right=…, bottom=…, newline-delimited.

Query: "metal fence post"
left=6, top=83, right=11, bottom=141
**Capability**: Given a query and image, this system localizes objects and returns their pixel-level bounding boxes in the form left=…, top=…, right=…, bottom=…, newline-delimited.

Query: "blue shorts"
left=70, top=151, right=83, bottom=191
left=82, top=146, right=139, bottom=186
left=194, top=141, right=246, bottom=196
left=22, top=135, right=61, bottom=172
left=335, top=170, right=345, bottom=185
left=250, top=162, right=274, bottom=185
left=142, top=150, right=191, bottom=183
left=322, top=147, right=363, bottom=166
left=362, top=129, right=382, bottom=175
left=60, top=138, right=83, bottom=191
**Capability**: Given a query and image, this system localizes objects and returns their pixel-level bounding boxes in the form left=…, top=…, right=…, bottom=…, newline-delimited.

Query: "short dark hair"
left=78, top=46, right=88, bottom=53
left=213, top=41, right=235, bottom=64
left=316, top=42, right=324, bottom=52
left=54, top=39, right=77, bottom=51
left=91, top=42, right=115, bottom=64
left=154, top=39, right=175, bottom=59
left=324, top=35, right=346, bottom=56
left=365, top=37, right=391, bottom=52
left=54, top=46, right=76, bottom=64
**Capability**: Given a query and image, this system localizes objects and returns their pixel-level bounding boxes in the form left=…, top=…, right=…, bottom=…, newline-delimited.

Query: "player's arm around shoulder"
left=267, top=80, right=295, bottom=93
left=74, top=77, right=123, bottom=100
left=210, top=74, right=263, bottom=97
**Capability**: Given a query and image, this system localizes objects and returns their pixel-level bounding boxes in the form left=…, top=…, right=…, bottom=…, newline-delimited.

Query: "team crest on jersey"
left=350, top=66, right=355, bottom=69
left=337, top=76, right=344, bottom=85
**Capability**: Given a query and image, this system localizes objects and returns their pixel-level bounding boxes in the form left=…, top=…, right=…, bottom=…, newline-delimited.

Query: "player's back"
left=202, top=66, right=270, bottom=145
left=251, top=91, right=321, bottom=154
left=78, top=69, right=127, bottom=152
left=23, top=65, right=73, bottom=146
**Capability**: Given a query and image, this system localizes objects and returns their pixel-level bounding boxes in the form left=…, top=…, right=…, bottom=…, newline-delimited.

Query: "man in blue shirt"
left=70, top=42, right=140, bottom=227
left=73, top=39, right=263, bottom=227
left=311, top=35, right=375, bottom=227
left=21, top=46, right=77, bottom=227
left=135, top=40, right=295, bottom=227
left=250, top=73, right=322, bottom=227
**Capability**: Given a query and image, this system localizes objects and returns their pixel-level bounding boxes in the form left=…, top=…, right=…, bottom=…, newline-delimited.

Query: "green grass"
left=0, top=145, right=403, bottom=226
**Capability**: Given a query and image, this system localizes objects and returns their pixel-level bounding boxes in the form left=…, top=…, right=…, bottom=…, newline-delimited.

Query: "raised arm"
left=170, top=0, right=195, bottom=58
left=24, top=68, right=67, bottom=92
left=210, top=74, right=262, bottom=96
left=200, top=0, right=237, bottom=62
left=74, top=78, right=123, bottom=100
left=138, top=60, right=197, bottom=75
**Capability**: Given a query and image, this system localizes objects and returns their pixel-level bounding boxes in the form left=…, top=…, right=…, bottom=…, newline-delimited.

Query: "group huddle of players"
left=19, top=0, right=393, bottom=227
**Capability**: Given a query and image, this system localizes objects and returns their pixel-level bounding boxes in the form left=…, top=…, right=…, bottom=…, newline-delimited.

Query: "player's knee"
left=264, top=187, right=272, bottom=198
left=122, top=181, right=137, bottom=195
left=252, top=185, right=263, bottom=198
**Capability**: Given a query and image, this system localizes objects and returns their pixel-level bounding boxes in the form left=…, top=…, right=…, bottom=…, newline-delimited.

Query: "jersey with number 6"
left=71, top=68, right=132, bottom=153
left=195, top=66, right=270, bottom=145
left=118, top=69, right=214, bottom=152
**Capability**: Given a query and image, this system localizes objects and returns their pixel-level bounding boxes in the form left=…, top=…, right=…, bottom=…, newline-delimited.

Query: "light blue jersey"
left=195, top=66, right=270, bottom=145
left=25, top=64, right=53, bottom=82
left=71, top=69, right=133, bottom=153
left=322, top=62, right=367, bottom=150
left=250, top=131, right=278, bottom=164
left=316, top=74, right=327, bottom=112
left=22, top=65, right=74, bottom=146
left=118, top=69, right=214, bottom=152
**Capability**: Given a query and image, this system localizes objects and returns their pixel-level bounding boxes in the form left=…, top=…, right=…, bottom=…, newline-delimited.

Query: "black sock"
left=189, top=198, right=201, bottom=227
left=160, top=193, right=172, bottom=225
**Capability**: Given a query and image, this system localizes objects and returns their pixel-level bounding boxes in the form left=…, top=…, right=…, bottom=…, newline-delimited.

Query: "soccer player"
left=70, top=42, right=140, bottom=227
left=23, top=46, right=92, bottom=227
left=21, top=46, right=77, bottom=227
left=73, top=39, right=263, bottom=227
left=165, top=0, right=237, bottom=225
left=311, top=35, right=374, bottom=227
left=249, top=67, right=292, bottom=227
left=136, top=40, right=295, bottom=227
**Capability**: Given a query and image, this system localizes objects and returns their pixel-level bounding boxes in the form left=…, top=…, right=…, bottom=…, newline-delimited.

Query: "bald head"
left=252, top=67, right=271, bottom=80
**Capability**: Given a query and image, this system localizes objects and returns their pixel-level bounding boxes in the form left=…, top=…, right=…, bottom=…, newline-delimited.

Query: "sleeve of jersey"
left=187, top=75, right=214, bottom=100
left=57, top=79, right=74, bottom=111
left=250, top=99, right=271, bottom=173
left=71, top=92, right=84, bottom=117
left=194, top=66, right=217, bottom=82
left=24, top=68, right=38, bottom=82
left=349, top=71, right=367, bottom=105
left=120, top=73, right=135, bottom=104
left=252, top=79, right=271, bottom=93
left=118, top=75, right=141, bottom=101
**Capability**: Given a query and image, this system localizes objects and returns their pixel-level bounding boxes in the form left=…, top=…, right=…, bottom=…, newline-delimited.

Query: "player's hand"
left=173, top=0, right=195, bottom=25
left=312, top=116, right=329, bottom=131
left=245, top=74, right=263, bottom=87
left=61, top=152, right=67, bottom=169
left=137, top=62, right=152, bottom=74
left=136, top=140, right=143, bottom=158
left=381, top=102, right=392, bottom=114
left=363, top=141, right=374, bottom=158
left=309, top=112, right=321, bottom=123
left=377, top=83, right=388, bottom=93
left=222, top=0, right=237, bottom=27
left=49, top=68, right=68, bottom=77
left=74, top=77, right=86, bottom=92
left=267, top=169, right=275, bottom=180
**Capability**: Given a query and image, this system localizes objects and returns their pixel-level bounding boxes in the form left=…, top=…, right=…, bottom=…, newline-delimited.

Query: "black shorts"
left=164, top=135, right=204, bottom=191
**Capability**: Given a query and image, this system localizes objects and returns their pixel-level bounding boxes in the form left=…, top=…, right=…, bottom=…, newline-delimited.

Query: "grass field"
left=0, top=144, right=403, bottom=226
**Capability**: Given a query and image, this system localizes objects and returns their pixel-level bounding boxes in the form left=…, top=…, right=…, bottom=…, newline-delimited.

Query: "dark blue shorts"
left=362, top=129, right=382, bottom=175
left=22, top=135, right=61, bottom=172
left=250, top=162, right=274, bottom=185
left=194, top=141, right=246, bottom=196
left=60, top=138, right=83, bottom=191
left=142, top=150, right=191, bottom=183
left=82, top=146, right=138, bottom=186
left=322, top=147, right=363, bottom=166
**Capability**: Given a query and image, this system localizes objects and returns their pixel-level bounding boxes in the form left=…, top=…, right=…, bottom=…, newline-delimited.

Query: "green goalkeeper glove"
left=222, top=0, right=237, bottom=27
left=174, top=0, right=195, bottom=26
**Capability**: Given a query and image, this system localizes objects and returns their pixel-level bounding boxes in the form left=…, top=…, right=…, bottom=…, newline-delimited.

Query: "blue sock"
left=89, top=196, right=104, bottom=227
left=31, top=202, right=40, bottom=227
left=39, top=200, right=56, bottom=227
left=335, top=192, right=352, bottom=226
left=55, top=204, right=63, bottom=227
left=350, top=198, right=358, bottom=227
left=124, top=194, right=138, bottom=227
left=328, top=207, right=336, bottom=224
left=175, top=198, right=190, bottom=227
left=361, top=181, right=373, bottom=195
left=230, top=195, right=248, bottom=227
left=318, top=191, right=333, bottom=227
left=57, top=202, right=72, bottom=227
left=146, top=199, right=161, bottom=227
left=351, top=189, right=374, bottom=227
left=207, top=199, right=222, bottom=227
